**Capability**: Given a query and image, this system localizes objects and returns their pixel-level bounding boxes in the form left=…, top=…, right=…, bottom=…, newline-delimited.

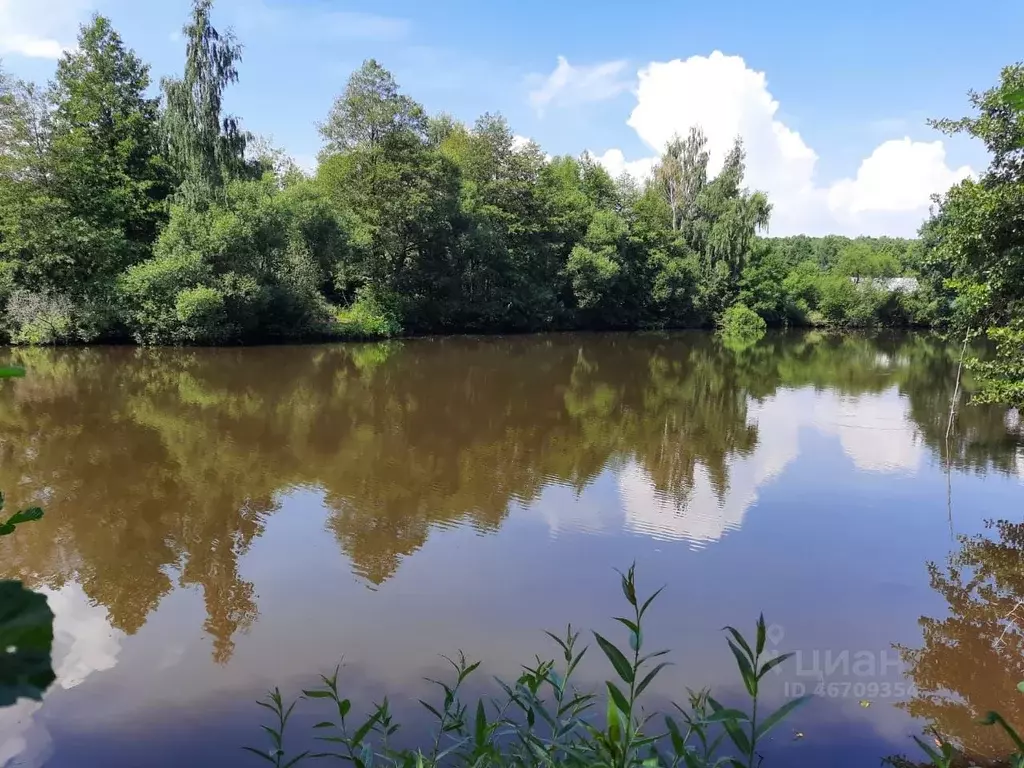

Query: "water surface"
left=1, top=331, right=1023, bottom=767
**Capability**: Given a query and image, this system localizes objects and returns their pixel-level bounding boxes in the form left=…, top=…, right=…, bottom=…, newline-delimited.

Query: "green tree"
left=161, top=0, right=249, bottom=208
left=922, top=63, right=1024, bottom=404
left=319, top=59, right=427, bottom=156
left=46, top=14, right=170, bottom=288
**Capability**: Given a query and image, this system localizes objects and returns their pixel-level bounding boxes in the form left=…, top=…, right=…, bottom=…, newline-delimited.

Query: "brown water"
left=1, top=331, right=1023, bottom=767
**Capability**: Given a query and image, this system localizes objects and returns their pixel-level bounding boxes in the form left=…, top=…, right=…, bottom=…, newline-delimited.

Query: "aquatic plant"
left=246, top=564, right=810, bottom=767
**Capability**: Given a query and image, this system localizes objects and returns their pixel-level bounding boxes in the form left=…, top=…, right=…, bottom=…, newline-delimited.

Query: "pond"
left=1, top=331, right=1023, bottom=768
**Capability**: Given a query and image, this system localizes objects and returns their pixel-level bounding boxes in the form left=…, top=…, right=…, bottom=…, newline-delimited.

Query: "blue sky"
left=2, top=0, right=1020, bottom=236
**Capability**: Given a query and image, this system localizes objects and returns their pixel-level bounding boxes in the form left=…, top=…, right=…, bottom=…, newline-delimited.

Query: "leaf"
left=613, top=617, right=639, bottom=635
left=350, top=710, right=381, bottom=748
left=303, top=689, right=335, bottom=699
left=704, top=707, right=749, bottom=723
left=0, top=367, right=25, bottom=379
left=474, top=699, right=486, bottom=747
left=636, top=662, right=672, bottom=696
left=756, top=652, right=793, bottom=680
left=283, top=752, right=312, bottom=768
left=722, top=626, right=753, bottom=661
left=313, top=721, right=336, bottom=729
left=338, top=699, right=351, bottom=719
left=664, top=715, right=685, bottom=755
left=708, top=696, right=750, bottom=756
left=755, top=614, right=766, bottom=656
left=726, top=640, right=757, bottom=697
left=0, top=580, right=55, bottom=706
left=241, top=746, right=277, bottom=764
left=5, top=508, right=42, bottom=526
left=754, top=694, right=812, bottom=740
left=1018, top=680, right=1024, bottom=694
left=4, top=509, right=41, bottom=529
left=0, top=524, right=15, bottom=537
left=419, top=700, right=442, bottom=720
left=606, top=696, right=623, bottom=744
left=606, top=681, right=631, bottom=718
left=593, top=632, right=634, bottom=684
left=639, top=586, right=665, bottom=619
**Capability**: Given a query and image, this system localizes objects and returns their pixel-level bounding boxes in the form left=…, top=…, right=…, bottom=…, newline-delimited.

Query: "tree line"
left=0, top=0, right=1012, bottom=347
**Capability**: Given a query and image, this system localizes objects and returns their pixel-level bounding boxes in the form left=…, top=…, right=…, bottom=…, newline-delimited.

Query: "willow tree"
left=654, top=127, right=709, bottom=232
left=161, top=0, right=248, bottom=207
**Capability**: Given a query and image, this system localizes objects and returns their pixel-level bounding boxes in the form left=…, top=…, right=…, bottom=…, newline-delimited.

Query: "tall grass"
left=245, top=565, right=810, bottom=768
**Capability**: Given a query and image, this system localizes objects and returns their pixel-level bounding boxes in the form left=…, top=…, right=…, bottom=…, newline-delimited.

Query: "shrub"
left=719, top=303, right=767, bottom=338
left=117, top=178, right=338, bottom=344
left=335, top=290, right=402, bottom=340
left=5, top=289, right=105, bottom=345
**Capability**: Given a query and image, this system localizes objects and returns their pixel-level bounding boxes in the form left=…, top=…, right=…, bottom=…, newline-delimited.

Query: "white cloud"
left=528, top=56, right=631, bottom=116
left=0, top=0, right=88, bottom=59
left=0, top=583, right=123, bottom=768
left=592, top=149, right=657, bottom=182
left=592, top=51, right=975, bottom=237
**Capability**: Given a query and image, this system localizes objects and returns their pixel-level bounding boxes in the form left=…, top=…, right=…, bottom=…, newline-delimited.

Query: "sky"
left=0, top=0, right=1020, bottom=237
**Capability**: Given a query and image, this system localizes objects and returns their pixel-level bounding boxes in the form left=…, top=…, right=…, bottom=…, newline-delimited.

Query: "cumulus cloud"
left=0, top=0, right=89, bottom=59
left=528, top=56, right=631, bottom=116
left=591, top=51, right=974, bottom=237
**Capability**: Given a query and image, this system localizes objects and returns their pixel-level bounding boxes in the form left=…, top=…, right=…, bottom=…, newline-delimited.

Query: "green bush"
left=719, top=303, right=767, bottom=337
left=118, top=178, right=337, bottom=344
left=335, top=290, right=402, bottom=340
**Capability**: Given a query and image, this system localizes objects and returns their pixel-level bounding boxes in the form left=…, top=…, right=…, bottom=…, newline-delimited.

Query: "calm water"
left=1, top=331, right=1023, bottom=767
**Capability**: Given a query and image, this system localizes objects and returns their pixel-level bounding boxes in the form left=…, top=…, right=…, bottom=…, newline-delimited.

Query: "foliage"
left=118, top=176, right=337, bottom=344
left=335, top=290, right=402, bottom=340
left=161, top=0, right=250, bottom=208
left=920, top=64, right=1024, bottom=405
left=246, top=566, right=809, bottom=768
left=0, top=6, right=939, bottom=344
left=718, top=304, right=766, bottom=350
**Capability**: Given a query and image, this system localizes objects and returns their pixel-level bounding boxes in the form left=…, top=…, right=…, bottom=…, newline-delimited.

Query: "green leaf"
left=606, top=681, right=631, bottom=718
left=639, top=586, right=665, bottom=619
left=1018, top=680, right=1024, bottom=694
left=0, top=580, right=55, bottom=706
left=283, top=752, right=311, bottom=768
left=303, top=689, right=335, bottom=699
left=593, top=631, right=635, bottom=684
left=704, top=707, right=749, bottom=723
left=474, top=699, right=486, bottom=747
left=606, top=696, right=623, bottom=744
left=722, top=626, right=754, bottom=661
left=312, top=721, right=335, bottom=729
left=726, top=640, right=757, bottom=697
left=613, top=617, right=639, bottom=635
left=665, top=715, right=685, bottom=755
left=636, top=662, right=672, bottom=696
left=350, top=710, right=381, bottom=748
left=6, top=508, right=43, bottom=526
left=757, top=651, right=793, bottom=680
left=338, top=699, right=351, bottom=718
left=241, top=746, right=277, bottom=764
left=708, top=696, right=750, bottom=756
left=755, top=694, right=812, bottom=740
left=755, top=614, right=766, bottom=656
left=0, top=524, right=15, bottom=537
left=0, top=367, right=25, bottom=379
